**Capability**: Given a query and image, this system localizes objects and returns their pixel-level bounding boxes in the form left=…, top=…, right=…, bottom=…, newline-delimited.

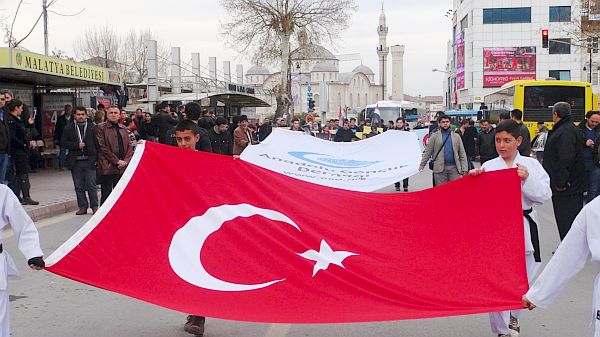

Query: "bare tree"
left=74, top=26, right=121, bottom=68
left=121, top=29, right=170, bottom=83
left=221, top=0, right=357, bottom=118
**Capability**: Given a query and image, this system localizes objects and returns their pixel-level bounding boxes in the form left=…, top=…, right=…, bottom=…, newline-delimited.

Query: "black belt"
left=523, top=208, right=541, bottom=263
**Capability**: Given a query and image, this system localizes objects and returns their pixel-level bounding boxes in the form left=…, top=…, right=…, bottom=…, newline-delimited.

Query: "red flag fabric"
left=46, top=142, right=527, bottom=323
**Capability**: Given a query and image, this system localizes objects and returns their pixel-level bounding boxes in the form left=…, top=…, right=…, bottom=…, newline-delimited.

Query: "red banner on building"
left=484, top=47, right=536, bottom=87
left=46, top=142, right=527, bottom=323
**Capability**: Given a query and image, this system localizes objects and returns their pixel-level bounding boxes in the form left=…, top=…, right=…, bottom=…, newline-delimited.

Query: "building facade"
left=448, top=0, right=589, bottom=110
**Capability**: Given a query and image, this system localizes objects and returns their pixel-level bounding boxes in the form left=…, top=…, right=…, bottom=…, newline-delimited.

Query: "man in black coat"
left=61, top=106, right=98, bottom=215
left=54, top=104, right=74, bottom=169
left=0, top=94, right=9, bottom=183
left=257, top=118, right=272, bottom=142
left=334, top=120, right=355, bottom=142
left=476, top=119, right=498, bottom=164
left=543, top=102, right=587, bottom=240
left=155, top=102, right=178, bottom=144
left=208, top=117, right=233, bottom=155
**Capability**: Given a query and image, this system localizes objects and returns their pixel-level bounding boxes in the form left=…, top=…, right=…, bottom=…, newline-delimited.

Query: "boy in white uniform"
left=523, top=196, right=600, bottom=336
left=0, top=184, right=45, bottom=337
left=469, top=120, right=552, bottom=337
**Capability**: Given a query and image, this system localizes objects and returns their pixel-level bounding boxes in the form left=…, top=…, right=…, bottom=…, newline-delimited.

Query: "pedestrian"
left=469, top=120, right=551, bottom=337
left=167, top=103, right=212, bottom=152
left=0, top=184, right=45, bottom=337
left=95, top=106, right=134, bottom=205
left=477, top=119, right=498, bottom=164
left=334, top=120, right=355, bottom=142
left=6, top=100, right=38, bottom=205
left=54, top=104, right=74, bottom=170
left=510, top=109, right=532, bottom=157
left=394, top=117, right=410, bottom=191
left=531, top=121, right=548, bottom=163
left=456, top=119, right=476, bottom=170
left=233, top=115, right=255, bottom=156
left=170, top=120, right=207, bottom=336
left=522, top=196, right=600, bottom=337
left=257, top=117, right=272, bottom=142
left=61, top=106, right=98, bottom=215
left=138, top=113, right=157, bottom=141
left=419, top=114, right=468, bottom=186
left=208, top=117, right=233, bottom=155
left=543, top=102, right=586, bottom=241
left=95, top=103, right=106, bottom=124
left=155, top=102, right=178, bottom=144
left=579, top=111, right=600, bottom=202
left=0, top=94, right=9, bottom=184
left=290, top=118, right=302, bottom=132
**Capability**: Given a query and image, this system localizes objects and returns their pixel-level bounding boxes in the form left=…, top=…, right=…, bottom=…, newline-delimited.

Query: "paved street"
left=4, top=169, right=597, bottom=337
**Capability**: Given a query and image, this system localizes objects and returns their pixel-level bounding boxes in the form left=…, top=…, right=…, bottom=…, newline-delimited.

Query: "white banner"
left=241, top=129, right=421, bottom=192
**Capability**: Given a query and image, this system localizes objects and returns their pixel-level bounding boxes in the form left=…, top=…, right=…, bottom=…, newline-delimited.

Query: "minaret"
left=391, top=45, right=405, bottom=101
left=377, top=2, right=389, bottom=100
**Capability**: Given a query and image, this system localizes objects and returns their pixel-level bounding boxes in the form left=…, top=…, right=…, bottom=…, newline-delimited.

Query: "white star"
left=298, top=240, right=358, bottom=277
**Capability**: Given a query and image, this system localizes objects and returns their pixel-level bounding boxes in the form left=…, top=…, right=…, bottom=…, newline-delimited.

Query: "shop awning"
left=0, top=48, right=121, bottom=88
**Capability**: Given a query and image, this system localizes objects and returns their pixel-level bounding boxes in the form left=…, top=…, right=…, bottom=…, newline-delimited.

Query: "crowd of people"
left=2, top=91, right=600, bottom=336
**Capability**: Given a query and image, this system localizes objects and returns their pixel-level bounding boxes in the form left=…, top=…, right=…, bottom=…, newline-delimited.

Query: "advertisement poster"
left=41, top=94, right=74, bottom=139
left=591, top=0, right=600, bottom=20
left=483, top=47, right=536, bottom=87
left=456, top=33, right=465, bottom=90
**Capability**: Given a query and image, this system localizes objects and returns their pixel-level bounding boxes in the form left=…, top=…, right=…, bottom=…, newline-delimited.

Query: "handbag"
left=428, top=132, right=451, bottom=170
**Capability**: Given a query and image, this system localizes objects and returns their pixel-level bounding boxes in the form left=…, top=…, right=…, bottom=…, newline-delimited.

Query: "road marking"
left=263, top=324, right=291, bottom=337
left=3, top=213, right=80, bottom=239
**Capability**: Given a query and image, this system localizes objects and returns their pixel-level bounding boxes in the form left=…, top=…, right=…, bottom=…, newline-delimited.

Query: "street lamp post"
left=432, top=68, right=455, bottom=110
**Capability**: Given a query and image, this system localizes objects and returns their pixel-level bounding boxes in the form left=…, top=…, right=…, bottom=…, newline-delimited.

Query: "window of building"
left=549, top=6, right=571, bottom=22
left=588, top=37, right=599, bottom=53
left=460, top=14, right=468, bottom=31
left=549, top=70, right=571, bottom=80
left=483, top=7, right=531, bottom=24
left=549, top=38, right=571, bottom=54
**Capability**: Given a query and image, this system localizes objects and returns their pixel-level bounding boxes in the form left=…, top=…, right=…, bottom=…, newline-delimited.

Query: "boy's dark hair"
left=291, top=118, right=299, bottom=123
left=185, top=102, right=202, bottom=121
left=510, top=109, right=523, bottom=120
left=215, top=116, right=227, bottom=126
left=175, top=120, right=200, bottom=136
left=480, top=119, right=490, bottom=124
left=350, top=117, right=357, bottom=122
left=75, top=106, right=87, bottom=113
left=97, top=103, right=105, bottom=110
left=396, top=116, right=405, bottom=123
left=495, top=120, right=521, bottom=139
left=7, top=99, right=23, bottom=112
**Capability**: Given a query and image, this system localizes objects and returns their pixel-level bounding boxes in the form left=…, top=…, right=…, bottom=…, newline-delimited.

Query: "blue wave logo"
left=288, top=151, right=380, bottom=168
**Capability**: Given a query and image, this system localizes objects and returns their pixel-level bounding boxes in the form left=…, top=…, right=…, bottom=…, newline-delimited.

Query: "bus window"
left=523, top=86, right=585, bottom=122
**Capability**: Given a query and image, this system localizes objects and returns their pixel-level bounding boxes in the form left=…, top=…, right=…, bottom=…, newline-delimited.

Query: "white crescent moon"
left=168, top=204, right=301, bottom=291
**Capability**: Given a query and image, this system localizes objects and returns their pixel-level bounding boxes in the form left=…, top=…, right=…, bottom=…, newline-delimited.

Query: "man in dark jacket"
left=155, top=102, right=178, bottom=144
left=54, top=104, right=73, bottom=170
left=0, top=95, right=9, bottom=183
left=208, top=117, right=232, bottom=155
left=543, top=102, right=587, bottom=240
left=456, top=119, right=477, bottom=170
left=578, top=110, right=600, bottom=202
left=95, top=106, right=134, bottom=205
left=167, top=102, right=212, bottom=152
left=476, top=119, right=498, bottom=164
left=511, top=109, right=532, bottom=157
left=334, top=120, right=355, bottom=142
left=61, top=106, right=98, bottom=215
left=6, top=100, right=38, bottom=205
left=257, top=118, right=272, bottom=142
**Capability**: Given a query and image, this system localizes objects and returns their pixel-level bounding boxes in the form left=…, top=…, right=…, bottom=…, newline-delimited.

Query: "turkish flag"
left=46, top=142, right=527, bottom=323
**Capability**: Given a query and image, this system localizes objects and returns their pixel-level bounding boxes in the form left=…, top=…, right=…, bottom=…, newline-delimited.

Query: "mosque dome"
left=352, top=65, right=375, bottom=75
left=291, top=44, right=338, bottom=61
left=246, top=65, right=271, bottom=75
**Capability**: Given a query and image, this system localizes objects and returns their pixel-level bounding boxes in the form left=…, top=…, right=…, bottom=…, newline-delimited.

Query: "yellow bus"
left=483, top=80, right=598, bottom=136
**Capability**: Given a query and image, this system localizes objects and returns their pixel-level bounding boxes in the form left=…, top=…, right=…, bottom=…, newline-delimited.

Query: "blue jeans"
left=71, top=160, right=98, bottom=209
left=58, top=146, right=68, bottom=169
left=587, top=165, right=600, bottom=203
left=0, top=153, right=8, bottom=184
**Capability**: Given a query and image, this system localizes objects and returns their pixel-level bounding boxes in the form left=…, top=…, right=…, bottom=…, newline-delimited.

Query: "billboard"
left=591, top=0, right=600, bottom=20
left=456, top=32, right=465, bottom=90
left=483, top=47, right=536, bottom=88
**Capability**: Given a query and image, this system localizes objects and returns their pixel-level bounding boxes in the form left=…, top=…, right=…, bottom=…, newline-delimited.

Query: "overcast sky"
left=1, top=0, right=452, bottom=96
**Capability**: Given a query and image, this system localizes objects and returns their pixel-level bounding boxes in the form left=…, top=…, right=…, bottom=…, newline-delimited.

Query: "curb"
left=26, top=200, right=80, bottom=222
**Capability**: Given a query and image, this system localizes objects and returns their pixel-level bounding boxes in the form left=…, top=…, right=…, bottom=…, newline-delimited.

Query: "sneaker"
left=184, top=315, right=205, bottom=336
left=21, top=198, right=39, bottom=206
left=509, top=316, right=520, bottom=335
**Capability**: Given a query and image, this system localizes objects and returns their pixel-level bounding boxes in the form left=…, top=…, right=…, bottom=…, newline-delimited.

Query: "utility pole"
left=43, top=0, right=49, bottom=55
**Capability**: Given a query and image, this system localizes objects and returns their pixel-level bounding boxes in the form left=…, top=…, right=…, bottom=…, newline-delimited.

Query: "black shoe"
left=395, top=186, right=401, bottom=191
left=184, top=315, right=205, bottom=336
left=21, top=198, right=40, bottom=205
left=404, top=188, right=408, bottom=192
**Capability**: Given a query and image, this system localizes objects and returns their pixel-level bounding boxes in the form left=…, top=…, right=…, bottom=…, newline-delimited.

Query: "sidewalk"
left=22, top=169, right=80, bottom=221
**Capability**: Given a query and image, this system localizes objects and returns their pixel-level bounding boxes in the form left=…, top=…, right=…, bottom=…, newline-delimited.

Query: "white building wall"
left=452, top=0, right=584, bottom=108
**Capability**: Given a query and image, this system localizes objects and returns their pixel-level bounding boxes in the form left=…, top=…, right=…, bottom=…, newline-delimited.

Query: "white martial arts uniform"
left=526, top=197, right=600, bottom=337
left=0, top=185, right=43, bottom=337
left=481, top=153, right=552, bottom=335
